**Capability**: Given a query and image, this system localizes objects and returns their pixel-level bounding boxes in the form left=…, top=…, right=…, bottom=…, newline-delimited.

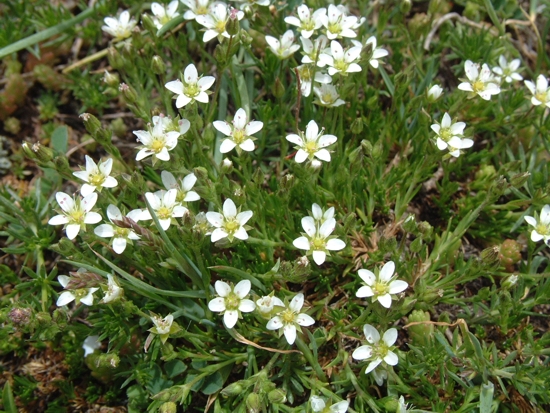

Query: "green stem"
left=295, top=336, right=327, bottom=382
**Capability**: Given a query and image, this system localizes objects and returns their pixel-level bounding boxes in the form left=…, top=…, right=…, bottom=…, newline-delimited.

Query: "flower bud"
left=403, top=214, right=417, bottom=233
left=426, top=84, right=443, bottom=102
left=107, top=47, right=124, bottom=70
left=272, top=78, right=285, bottom=99
left=239, top=29, right=253, bottom=46
left=221, top=158, right=233, bottom=174
left=351, top=117, right=364, bottom=134
left=361, top=139, right=373, bottom=156
left=119, top=83, right=138, bottom=105
left=103, top=70, right=119, bottom=88
left=498, top=239, right=521, bottom=271
left=480, top=245, right=500, bottom=268
left=80, top=113, right=102, bottom=136
left=400, top=0, right=412, bottom=14
left=409, top=237, right=423, bottom=253
left=277, top=174, right=295, bottom=195
left=502, top=274, right=519, bottom=289
left=221, top=381, right=244, bottom=397
left=141, top=13, right=158, bottom=35
left=110, top=118, right=127, bottom=138
left=372, top=141, right=384, bottom=160
left=4, top=117, right=20, bottom=134
left=9, top=307, right=32, bottom=326
left=509, top=172, right=530, bottom=188
left=203, top=124, right=215, bottom=144
left=226, top=8, right=240, bottom=36
left=159, top=402, right=177, bottom=413
left=310, top=159, right=322, bottom=170
left=407, top=309, right=433, bottom=345
left=417, top=221, right=433, bottom=239
left=193, top=166, right=209, bottom=181
left=348, top=145, right=363, bottom=165
left=151, top=55, right=166, bottom=75
left=267, top=389, right=287, bottom=404
left=252, top=167, right=265, bottom=185
left=246, top=393, right=262, bottom=413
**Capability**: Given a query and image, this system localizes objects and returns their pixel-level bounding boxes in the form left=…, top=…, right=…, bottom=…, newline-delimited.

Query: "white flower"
left=313, top=84, right=345, bottom=107
left=232, top=0, right=270, bottom=9
left=351, top=36, right=389, bottom=69
left=525, top=75, right=550, bottom=108
left=94, top=204, right=141, bottom=254
left=181, top=0, right=212, bottom=20
left=152, top=113, right=191, bottom=137
left=352, top=324, right=399, bottom=374
left=320, top=4, right=358, bottom=40
left=293, top=216, right=345, bottom=265
left=431, top=112, right=472, bottom=157
left=213, top=108, right=263, bottom=153
left=372, top=368, right=388, bottom=386
left=427, top=84, right=443, bottom=101
left=208, top=280, right=256, bottom=328
left=48, top=192, right=102, bottom=240
left=161, top=171, right=200, bottom=203
left=457, top=60, right=500, bottom=100
left=102, top=274, right=123, bottom=303
left=296, top=64, right=332, bottom=97
left=73, top=155, right=118, bottom=197
left=284, top=5, right=326, bottom=39
left=82, top=335, right=101, bottom=357
left=437, top=135, right=474, bottom=158
left=356, top=261, right=408, bottom=308
left=206, top=198, right=253, bottom=242
left=102, top=10, right=137, bottom=40
left=256, top=295, right=285, bottom=315
left=266, top=293, right=315, bottom=345
left=151, top=314, right=174, bottom=335
left=165, top=63, right=216, bottom=107
left=311, top=203, right=335, bottom=224
left=319, top=40, right=361, bottom=76
left=57, top=274, right=99, bottom=307
left=196, top=4, right=244, bottom=42
left=492, top=55, right=523, bottom=83
left=398, top=396, right=413, bottom=412
left=525, top=205, right=550, bottom=244
left=301, top=35, right=329, bottom=67
left=265, top=30, right=300, bottom=59
left=140, top=189, right=188, bottom=231
left=133, top=121, right=180, bottom=163
left=286, top=120, right=337, bottom=164
left=310, top=396, right=349, bottom=413
left=151, top=1, right=180, bottom=29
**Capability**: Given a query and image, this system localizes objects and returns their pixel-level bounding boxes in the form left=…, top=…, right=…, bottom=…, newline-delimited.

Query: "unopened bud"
left=272, top=78, right=285, bottom=99
left=348, top=145, right=363, bottom=164
left=408, top=310, right=433, bottom=345
left=426, top=84, right=443, bottom=102
left=103, top=70, right=119, bottom=87
left=498, top=239, right=521, bottom=271
left=502, top=274, right=519, bottom=289
left=310, top=159, right=322, bottom=170
left=351, top=117, right=364, bottom=134
left=9, top=307, right=31, bottom=326
left=278, top=174, right=295, bottom=194
left=267, top=389, right=286, bottom=404
left=203, top=124, right=215, bottom=144
left=226, top=8, right=240, bottom=36
left=159, top=402, right=177, bottom=413
left=372, top=141, right=384, bottom=159
left=246, top=393, right=261, bottom=413
left=409, top=237, right=423, bottom=253
left=417, top=221, right=433, bottom=239
left=30, top=142, right=54, bottom=163
left=193, top=166, right=209, bottom=181
left=80, top=113, right=102, bottom=136
left=141, top=13, right=157, bottom=35
left=119, top=83, right=138, bottom=105
left=95, top=353, right=120, bottom=369
left=480, top=245, right=500, bottom=267
left=239, top=29, right=253, bottom=45
left=221, top=381, right=244, bottom=397
left=403, top=214, right=417, bottom=233
left=107, top=47, right=124, bottom=70
left=221, top=158, right=233, bottom=174
left=510, top=172, right=530, bottom=188
left=400, top=0, right=412, bottom=14
left=252, top=167, right=265, bottom=185
left=361, top=139, right=373, bottom=156
left=151, top=55, right=166, bottom=75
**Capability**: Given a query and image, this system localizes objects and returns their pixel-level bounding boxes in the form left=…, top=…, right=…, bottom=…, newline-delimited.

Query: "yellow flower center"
left=233, top=129, right=246, bottom=144
left=374, top=281, right=389, bottom=295
left=151, top=137, right=166, bottom=153
left=185, top=83, right=200, bottom=97
left=281, top=308, right=296, bottom=324
left=89, top=172, right=105, bottom=186
left=225, top=292, right=240, bottom=310
left=196, top=6, right=208, bottom=15
left=300, top=66, right=312, bottom=82
left=440, top=128, right=452, bottom=141
left=114, top=227, right=130, bottom=237
left=536, top=223, right=550, bottom=235
left=69, top=209, right=85, bottom=224
left=311, top=236, right=326, bottom=250
left=75, top=288, right=89, bottom=300
left=472, top=80, right=486, bottom=93
left=327, top=22, right=341, bottom=34
left=535, top=92, right=547, bottom=104
left=215, top=20, right=227, bottom=34
left=304, top=140, right=318, bottom=155
left=157, top=206, right=172, bottom=220
left=322, top=93, right=334, bottom=104
left=334, top=60, right=348, bottom=72
left=302, top=20, right=315, bottom=31
left=224, top=219, right=240, bottom=233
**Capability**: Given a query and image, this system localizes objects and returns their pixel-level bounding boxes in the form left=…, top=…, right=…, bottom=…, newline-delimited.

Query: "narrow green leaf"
left=480, top=382, right=494, bottom=413
left=51, top=126, right=69, bottom=154
left=378, top=66, right=395, bottom=97
left=2, top=381, right=17, bottom=413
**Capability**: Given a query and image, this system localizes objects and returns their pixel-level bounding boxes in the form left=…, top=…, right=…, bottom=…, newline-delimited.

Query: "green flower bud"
left=4, top=117, right=20, bottom=134
left=151, top=55, right=166, bottom=75
left=277, top=174, right=295, bottom=195
left=417, top=221, right=433, bottom=239
left=203, top=124, right=215, bottom=144
left=110, top=118, right=127, bottom=138
left=509, top=172, right=530, bottom=188
left=221, top=158, right=233, bottom=174
left=498, top=239, right=521, bottom=271
left=361, top=139, right=373, bottom=156
left=409, top=237, right=423, bottom=253
left=246, top=393, right=262, bottom=413
left=119, top=83, right=138, bottom=105
left=267, top=389, right=287, bottom=404
left=80, top=113, right=102, bottom=136
left=159, top=402, right=177, bottom=413
left=502, top=274, right=519, bottom=289
left=348, top=145, right=363, bottom=164
left=372, top=141, right=384, bottom=160
left=141, top=13, right=157, bottom=35
left=408, top=310, right=434, bottom=345
left=226, top=8, right=240, bottom=36
left=272, top=78, right=285, bottom=99
left=221, top=381, right=244, bottom=397
left=480, top=245, right=500, bottom=268
left=214, top=43, right=229, bottom=68
left=252, top=167, right=265, bottom=185
left=403, top=215, right=417, bottom=233
left=107, top=47, right=124, bottom=70
left=239, top=29, right=253, bottom=45
left=351, top=117, right=364, bottom=135
left=400, top=0, right=412, bottom=14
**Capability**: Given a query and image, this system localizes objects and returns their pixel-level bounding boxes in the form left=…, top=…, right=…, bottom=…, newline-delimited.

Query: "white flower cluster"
left=56, top=272, right=122, bottom=307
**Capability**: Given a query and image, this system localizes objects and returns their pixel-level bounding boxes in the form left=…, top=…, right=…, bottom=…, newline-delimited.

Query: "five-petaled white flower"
left=458, top=60, right=500, bottom=100
left=310, top=396, right=349, bottom=413
left=206, top=198, right=253, bottom=242
left=352, top=324, right=399, bottom=374
left=102, top=274, right=123, bottom=303
left=208, top=280, right=256, bottom=328
left=284, top=5, right=326, bottom=39
left=232, top=0, right=270, bottom=9
left=165, top=63, right=216, bottom=107
left=431, top=112, right=472, bottom=158
left=151, top=1, right=180, bottom=29
left=73, top=155, right=118, bottom=197
left=319, top=40, right=361, bottom=76
left=525, top=75, right=550, bottom=108
left=265, top=30, right=301, bottom=59
left=214, top=108, right=263, bottom=153
left=133, top=121, right=180, bottom=164
left=524, top=205, right=550, bottom=245
left=57, top=274, right=98, bottom=307
left=286, top=120, right=338, bottom=164
left=320, top=4, right=358, bottom=40
left=48, top=192, right=102, bottom=240
left=152, top=114, right=191, bottom=137
left=161, top=171, right=201, bottom=203
left=196, top=4, right=244, bottom=42
left=351, top=36, right=389, bottom=69
left=313, top=84, right=345, bottom=107
left=492, top=55, right=523, bottom=83
left=181, top=0, right=211, bottom=20
left=356, top=261, right=408, bottom=308
left=102, top=10, right=137, bottom=40
left=141, top=189, right=188, bottom=231
left=266, top=293, right=315, bottom=345
left=293, top=215, right=346, bottom=265
left=82, top=335, right=101, bottom=357
left=296, top=64, right=332, bottom=97
left=94, top=204, right=141, bottom=254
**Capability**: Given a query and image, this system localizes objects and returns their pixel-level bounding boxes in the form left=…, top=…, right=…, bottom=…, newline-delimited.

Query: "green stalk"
left=295, top=336, right=327, bottom=382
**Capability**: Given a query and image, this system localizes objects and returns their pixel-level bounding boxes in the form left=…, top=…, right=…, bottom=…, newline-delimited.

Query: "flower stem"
left=295, top=336, right=327, bottom=382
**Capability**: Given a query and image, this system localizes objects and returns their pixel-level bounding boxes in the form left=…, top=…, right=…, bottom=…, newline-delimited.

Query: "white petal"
left=310, top=396, right=326, bottom=412
left=363, top=324, right=380, bottom=343
left=383, top=350, right=398, bottom=366
left=326, top=238, right=345, bottom=251
left=66, top=224, right=81, bottom=240
left=331, top=401, right=350, bottom=413
left=183, top=63, right=198, bottom=83
left=296, top=313, right=315, bottom=326
left=541, top=205, right=550, bottom=224
left=286, top=133, right=303, bottom=146
left=358, top=269, right=375, bottom=285
left=234, top=280, right=251, bottom=298
left=112, top=237, right=127, bottom=254
left=293, top=236, right=310, bottom=250
left=220, top=139, right=237, bottom=153
left=206, top=212, right=224, bottom=227
left=239, top=139, right=255, bottom=152
left=524, top=215, right=537, bottom=227
left=365, top=359, right=382, bottom=374
left=208, top=297, right=226, bottom=312
left=266, top=316, right=283, bottom=330
left=224, top=310, right=239, bottom=328
left=57, top=291, right=76, bottom=306
left=351, top=345, right=372, bottom=360
left=289, top=293, right=304, bottom=312
left=356, top=285, right=374, bottom=298
left=379, top=261, right=395, bottom=282
left=383, top=328, right=398, bottom=346
left=94, top=224, right=115, bottom=238
left=211, top=228, right=228, bottom=242
left=319, top=218, right=335, bottom=238
left=389, top=280, right=408, bottom=294
left=161, top=171, right=178, bottom=190
left=305, top=120, right=319, bottom=141
left=283, top=324, right=297, bottom=344
left=312, top=203, right=322, bottom=220
left=58, top=274, right=70, bottom=288
left=314, top=149, right=331, bottom=162
left=48, top=215, right=69, bottom=225
left=222, top=199, right=237, bottom=218
left=295, top=149, right=308, bottom=163
left=245, top=121, right=263, bottom=136
left=312, top=250, right=326, bottom=265
left=215, top=280, right=231, bottom=297
left=236, top=210, right=253, bottom=225
left=165, top=80, right=184, bottom=94
left=301, top=216, right=316, bottom=236
left=377, top=293, right=392, bottom=308
left=238, top=299, right=256, bottom=313
left=56, top=192, right=74, bottom=213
